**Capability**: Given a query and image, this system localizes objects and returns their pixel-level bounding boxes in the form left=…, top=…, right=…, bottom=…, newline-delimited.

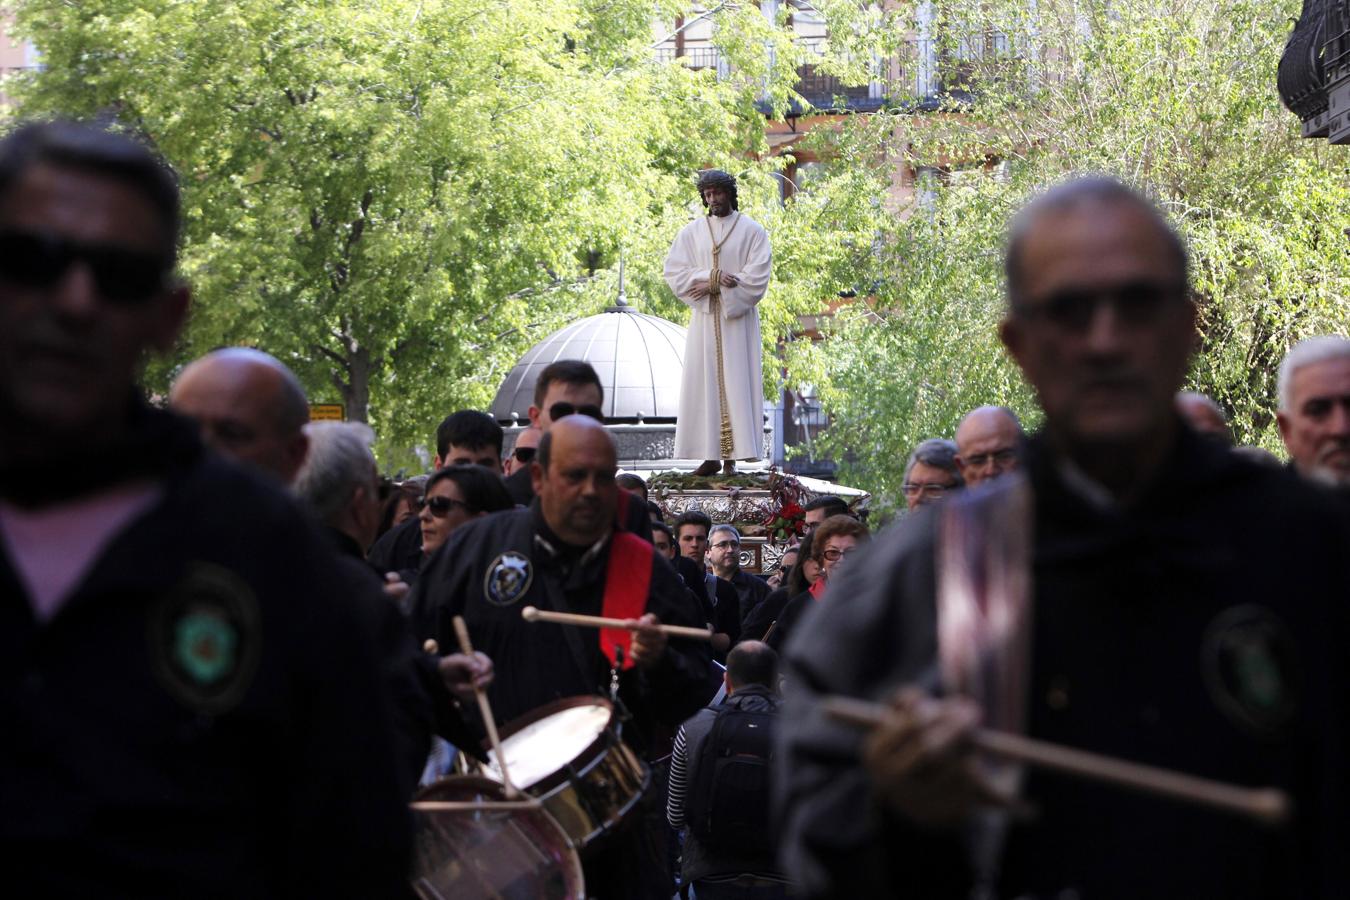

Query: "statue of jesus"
left=663, top=170, right=772, bottom=476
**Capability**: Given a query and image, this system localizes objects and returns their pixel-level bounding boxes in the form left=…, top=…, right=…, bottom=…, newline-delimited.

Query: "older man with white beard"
left=1277, top=335, right=1350, bottom=487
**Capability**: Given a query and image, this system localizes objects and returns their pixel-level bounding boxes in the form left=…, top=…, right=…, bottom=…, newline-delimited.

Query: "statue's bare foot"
left=693, top=460, right=720, bottom=477
left=721, top=460, right=737, bottom=474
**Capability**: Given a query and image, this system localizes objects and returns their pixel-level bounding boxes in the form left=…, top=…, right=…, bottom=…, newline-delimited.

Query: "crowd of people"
left=3, top=120, right=1350, bottom=899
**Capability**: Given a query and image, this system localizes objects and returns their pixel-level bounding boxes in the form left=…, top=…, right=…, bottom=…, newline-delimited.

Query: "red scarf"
left=599, top=530, right=654, bottom=670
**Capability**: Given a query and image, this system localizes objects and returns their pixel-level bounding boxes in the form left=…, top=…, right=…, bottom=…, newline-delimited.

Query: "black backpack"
left=685, top=700, right=778, bottom=855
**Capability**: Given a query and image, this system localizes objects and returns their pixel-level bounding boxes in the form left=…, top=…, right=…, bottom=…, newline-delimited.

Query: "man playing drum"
left=410, top=415, right=715, bottom=899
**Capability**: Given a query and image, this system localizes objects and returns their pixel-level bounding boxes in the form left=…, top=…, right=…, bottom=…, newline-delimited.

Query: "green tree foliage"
left=4, top=0, right=807, bottom=466
left=777, top=0, right=1350, bottom=510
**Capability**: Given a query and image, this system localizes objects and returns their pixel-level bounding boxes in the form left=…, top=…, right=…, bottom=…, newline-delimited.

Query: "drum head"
left=482, top=697, right=615, bottom=791
left=410, top=776, right=584, bottom=900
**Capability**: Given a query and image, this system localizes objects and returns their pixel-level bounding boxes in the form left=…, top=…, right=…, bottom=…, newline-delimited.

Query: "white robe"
left=664, top=211, right=772, bottom=460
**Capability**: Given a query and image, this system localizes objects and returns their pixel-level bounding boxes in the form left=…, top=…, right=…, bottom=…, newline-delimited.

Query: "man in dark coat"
left=777, top=177, right=1350, bottom=900
left=0, top=121, right=410, bottom=898
left=410, top=415, right=714, bottom=899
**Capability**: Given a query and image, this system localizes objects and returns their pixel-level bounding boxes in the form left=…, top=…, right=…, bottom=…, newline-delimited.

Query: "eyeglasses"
left=0, top=229, right=172, bottom=305
left=549, top=402, right=605, bottom=423
left=902, top=482, right=953, bottom=498
left=962, top=448, right=1017, bottom=469
left=1012, top=279, right=1187, bottom=332
left=821, top=546, right=858, bottom=562
left=512, top=446, right=537, bottom=464
left=417, top=495, right=472, bottom=518
left=711, top=540, right=740, bottom=550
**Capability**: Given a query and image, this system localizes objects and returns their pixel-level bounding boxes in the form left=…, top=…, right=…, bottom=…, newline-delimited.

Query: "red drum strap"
left=600, top=531, right=653, bottom=670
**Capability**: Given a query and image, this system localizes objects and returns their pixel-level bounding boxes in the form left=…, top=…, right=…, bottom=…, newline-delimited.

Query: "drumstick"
left=452, top=616, right=519, bottom=798
left=521, top=605, right=715, bottom=640
left=821, top=695, right=1291, bottom=827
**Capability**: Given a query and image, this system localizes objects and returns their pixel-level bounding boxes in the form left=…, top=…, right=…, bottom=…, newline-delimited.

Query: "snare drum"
left=410, top=775, right=585, bottom=900
left=479, top=696, right=650, bottom=852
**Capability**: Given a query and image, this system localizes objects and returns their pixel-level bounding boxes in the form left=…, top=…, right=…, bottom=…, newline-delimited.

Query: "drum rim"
left=409, top=773, right=587, bottom=899
left=483, top=695, right=618, bottom=793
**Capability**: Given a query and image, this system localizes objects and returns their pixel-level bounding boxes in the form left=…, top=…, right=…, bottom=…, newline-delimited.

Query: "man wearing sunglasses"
left=502, top=359, right=654, bottom=541
left=0, top=122, right=409, bottom=895
left=503, top=426, right=542, bottom=477
left=778, top=177, right=1350, bottom=899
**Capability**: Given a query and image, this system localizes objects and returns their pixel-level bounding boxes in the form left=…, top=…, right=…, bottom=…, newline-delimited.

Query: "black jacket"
left=778, top=427, right=1350, bottom=900
left=408, top=503, right=715, bottom=754
left=672, top=684, right=785, bottom=883
left=0, top=406, right=411, bottom=899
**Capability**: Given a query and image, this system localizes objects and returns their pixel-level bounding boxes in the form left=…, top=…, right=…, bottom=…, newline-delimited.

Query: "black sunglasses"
left=548, top=402, right=605, bottom=423
left=0, top=229, right=172, bottom=305
left=1013, top=279, right=1186, bottom=332
left=417, top=495, right=472, bottom=518
left=512, top=446, right=537, bottom=463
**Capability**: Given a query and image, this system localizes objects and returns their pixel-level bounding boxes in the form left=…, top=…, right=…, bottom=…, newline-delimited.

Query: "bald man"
left=1176, top=390, right=1233, bottom=445
left=953, top=405, right=1023, bottom=488
left=169, top=347, right=311, bottom=483
left=409, top=415, right=714, bottom=900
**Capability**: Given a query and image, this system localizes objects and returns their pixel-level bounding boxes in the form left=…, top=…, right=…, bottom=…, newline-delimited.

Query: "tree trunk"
left=343, top=342, right=372, bottom=423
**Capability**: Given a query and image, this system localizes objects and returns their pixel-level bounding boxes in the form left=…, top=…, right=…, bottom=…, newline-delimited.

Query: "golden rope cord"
left=705, top=213, right=741, bottom=460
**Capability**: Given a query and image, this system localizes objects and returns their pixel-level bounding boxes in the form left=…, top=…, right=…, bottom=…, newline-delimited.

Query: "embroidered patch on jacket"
left=150, top=563, right=261, bottom=715
left=1201, top=604, right=1298, bottom=738
left=484, top=552, right=533, bottom=607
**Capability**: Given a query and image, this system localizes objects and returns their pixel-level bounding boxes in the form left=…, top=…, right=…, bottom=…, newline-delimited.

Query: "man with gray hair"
left=902, top=438, right=963, bottom=510
left=1276, top=335, right=1350, bottom=486
left=294, top=422, right=493, bottom=796
left=708, top=523, right=771, bottom=631
left=954, top=405, right=1023, bottom=487
left=294, top=422, right=383, bottom=557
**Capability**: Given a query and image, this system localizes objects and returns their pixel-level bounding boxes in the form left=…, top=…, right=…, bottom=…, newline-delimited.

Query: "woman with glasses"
left=416, top=465, right=515, bottom=576
left=764, top=515, right=870, bottom=653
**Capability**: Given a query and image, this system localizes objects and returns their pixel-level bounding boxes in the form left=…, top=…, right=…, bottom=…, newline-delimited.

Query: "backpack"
left=685, top=700, right=778, bottom=856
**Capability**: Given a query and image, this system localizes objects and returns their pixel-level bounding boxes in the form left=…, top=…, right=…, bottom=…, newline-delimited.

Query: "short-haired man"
left=1175, top=390, right=1233, bottom=445
left=902, top=438, right=963, bottom=509
left=709, top=524, right=772, bottom=630
left=954, top=406, right=1023, bottom=487
left=0, top=121, right=409, bottom=895
left=779, top=177, right=1350, bottom=898
left=169, top=346, right=310, bottom=484
left=652, top=521, right=676, bottom=560
left=503, top=426, right=542, bottom=476
left=435, top=409, right=504, bottom=470
left=528, top=359, right=606, bottom=429
left=803, top=494, right=849, bottom=530
left=675, top=509, right=714, bottom=564
left=410, top=416, right=713, bottom=899
left=675, top=510, right=741, bottom=655
left=1276, top=335, right=1350, bottom=486
left=617, top=472, right=649, bottom=503
left=667, top=641, right=788, bottom=898
left=502, top=361, right=652, bottom=541
left=764, top=514, right=870, bottom=652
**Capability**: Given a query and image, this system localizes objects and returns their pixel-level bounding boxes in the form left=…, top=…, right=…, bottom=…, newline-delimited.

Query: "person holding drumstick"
left=776, top=178, right=1350, bottom=899
left=409, top=415, right=714, bottom=900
